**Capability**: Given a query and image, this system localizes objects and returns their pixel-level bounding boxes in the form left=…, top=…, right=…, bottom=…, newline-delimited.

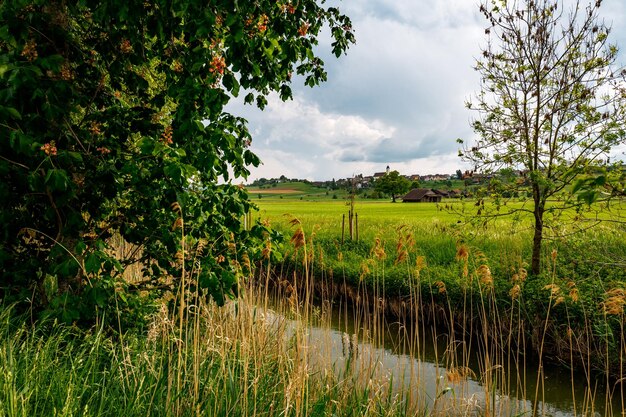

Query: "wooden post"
left=355, top=213, right=359, bottom=242
left=341, top=213, right=345, bottom=244
left=349, top=209, right=353, bottom=240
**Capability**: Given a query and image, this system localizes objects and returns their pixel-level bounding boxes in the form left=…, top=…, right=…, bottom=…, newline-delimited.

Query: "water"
left=261, top=297, right=625, bottom=417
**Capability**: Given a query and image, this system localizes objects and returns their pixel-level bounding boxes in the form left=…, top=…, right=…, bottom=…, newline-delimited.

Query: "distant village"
left=249, top=166, right=499, bottom=202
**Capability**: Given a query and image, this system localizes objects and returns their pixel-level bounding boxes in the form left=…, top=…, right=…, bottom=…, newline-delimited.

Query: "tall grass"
left=260, top=206, right=626, bottom=417
left=0, top=284, right=422, bottom=417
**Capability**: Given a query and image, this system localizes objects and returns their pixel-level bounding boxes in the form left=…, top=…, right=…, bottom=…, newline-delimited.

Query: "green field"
left=247, top=180, right=468, bottom=201
left=255, top=198, right=462, bottom=223
left=247, top=182, right=352, bottom=200
left=253, top=197, right=533, bottom=289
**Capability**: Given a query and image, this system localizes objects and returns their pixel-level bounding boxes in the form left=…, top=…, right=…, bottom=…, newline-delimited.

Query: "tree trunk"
left=531, top=196, right=545, bottom=276
left=391, top=194, right=396, bottom=203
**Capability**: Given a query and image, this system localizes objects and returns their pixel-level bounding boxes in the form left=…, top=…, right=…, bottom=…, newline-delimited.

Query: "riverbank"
left=0, top=294, right=419, bottom=417
left=4, top=283, right=622, bottom=417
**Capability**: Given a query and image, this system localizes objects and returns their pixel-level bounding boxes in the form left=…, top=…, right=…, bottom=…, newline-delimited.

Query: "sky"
left=228, top=0, right=626, bottom=182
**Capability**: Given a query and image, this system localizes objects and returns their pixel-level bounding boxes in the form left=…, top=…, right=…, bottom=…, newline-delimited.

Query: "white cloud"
left=234, top=93, right=401, bottom=179
left=227, top=0, right=626, bottom=182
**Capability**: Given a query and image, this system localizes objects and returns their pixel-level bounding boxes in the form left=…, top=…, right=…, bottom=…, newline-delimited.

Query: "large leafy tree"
left=460, top=0, right=626, bottom=275
left=0, top=0, right=354, bottom=323
left=375, top=170, right=411, bottom=202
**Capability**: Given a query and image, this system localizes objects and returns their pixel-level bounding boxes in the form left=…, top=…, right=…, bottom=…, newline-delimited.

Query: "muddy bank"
left=256, top=264, right=622, bottom=381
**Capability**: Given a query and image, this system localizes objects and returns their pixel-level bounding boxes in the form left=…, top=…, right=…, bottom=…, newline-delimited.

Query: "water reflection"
left=261, top=296, right=624, bottom=417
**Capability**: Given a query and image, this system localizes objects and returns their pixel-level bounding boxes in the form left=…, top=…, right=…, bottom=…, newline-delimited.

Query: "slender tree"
left=461, top=0, right=626, bottom=275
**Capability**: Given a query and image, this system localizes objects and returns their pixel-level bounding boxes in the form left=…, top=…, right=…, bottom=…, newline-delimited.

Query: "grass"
left=0, top=294, right=421, bottom=417
left=2, top=239, right=624, bottom=416
left=2, top=194, right=625, bottom=417
left=5, top=270, right=619, bottom=417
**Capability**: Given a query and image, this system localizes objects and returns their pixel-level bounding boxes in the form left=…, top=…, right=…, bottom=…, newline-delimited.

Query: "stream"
left=262, top=296, right=625, bottom=417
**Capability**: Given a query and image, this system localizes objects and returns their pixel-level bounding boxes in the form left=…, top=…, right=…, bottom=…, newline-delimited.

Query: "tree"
left=460, top=0, right=626, bottom=275
left=0, top=0, right=354, bottom=323
left=375, top=171, right=411, bottom=202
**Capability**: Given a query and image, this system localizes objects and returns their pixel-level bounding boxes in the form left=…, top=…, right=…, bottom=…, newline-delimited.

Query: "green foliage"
left=0, top=0, right=354, bottom=324
left=374, top=170, right=411, bottom=202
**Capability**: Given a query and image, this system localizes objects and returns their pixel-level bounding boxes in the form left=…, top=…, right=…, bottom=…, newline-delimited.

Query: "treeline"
left=250, top=176, right=311, bottom=187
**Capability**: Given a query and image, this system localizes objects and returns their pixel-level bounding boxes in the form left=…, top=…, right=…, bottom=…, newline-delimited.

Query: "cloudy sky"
left=228, top=0, right=626, bottom=182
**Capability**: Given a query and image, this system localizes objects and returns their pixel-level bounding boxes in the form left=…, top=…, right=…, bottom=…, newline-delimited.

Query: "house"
left=373, top=165, right=391, bottom=178
left=432, top=189, right=450, bottom=198
left=420, top=174, right=447, bottom=182
left=402, top=188, right=442, bottom=203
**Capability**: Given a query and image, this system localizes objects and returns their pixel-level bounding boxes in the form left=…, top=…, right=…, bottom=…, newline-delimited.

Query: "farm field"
left=247, top=182, right=352, bottom=200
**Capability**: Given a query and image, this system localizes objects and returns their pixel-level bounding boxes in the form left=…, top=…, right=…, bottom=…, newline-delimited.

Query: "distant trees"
left=375, top=171, right=411, bottom=202
left=461, top=0, right=626, bottom=275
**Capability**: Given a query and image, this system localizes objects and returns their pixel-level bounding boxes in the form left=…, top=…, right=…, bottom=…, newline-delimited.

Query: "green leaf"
left=223, top=73, right=240, bottom=97
left=194, top=120, right=205, bottom=133
left=1, top=106, right=21, bottom=120
left=572, top=179, right=584, bottom=194
left=9, top=131, right=32, bottom=155
left=164, top=163, right=184, bottom=185
left=39, top=54, right=64, bottom=71
left=56, top=258, right=79, bottom=277
left=75, top=241, right=87, bottom=256
left=85, top=252, right=101, bottom=274
left=168, top=147, right=187, bottom=158
left=67, top=151, right=83, bottom=163
left=44, top=169, right=70, bottom=192
left=578, top=190, right=598, bottom=206
left=138, top=137, right=155, bottom=155
left=88, top=286, right=107, bottom=308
